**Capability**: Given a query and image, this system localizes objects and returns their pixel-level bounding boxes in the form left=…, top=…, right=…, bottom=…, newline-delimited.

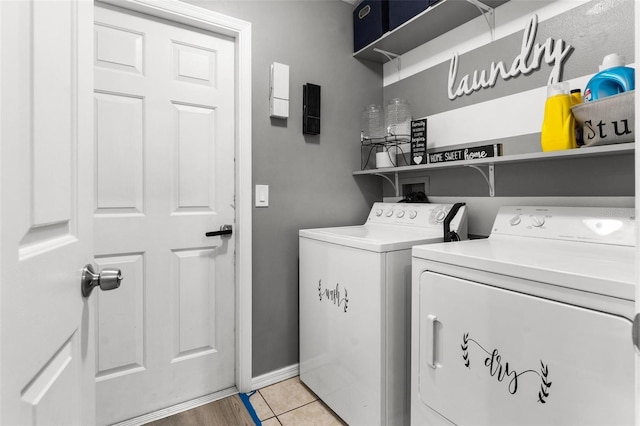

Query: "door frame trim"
left=95, top=0, right=253, bottom=393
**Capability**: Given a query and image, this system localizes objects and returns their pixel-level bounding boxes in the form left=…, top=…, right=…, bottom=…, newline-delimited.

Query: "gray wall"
left=385, top=0, right=635, bottom=113
left=383, top=0, right=635, bottom=236
left=182, top=0, right=635, bottom=377
left=184, top=0, right=382, bottom=377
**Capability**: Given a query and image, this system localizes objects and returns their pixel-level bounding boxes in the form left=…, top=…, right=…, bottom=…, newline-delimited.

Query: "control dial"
left=509, top=216, right=521, bottom=226
left=409, top=210, right=418, bottom=219
left=396, top=210, right=405, bottom=218
left=435, top=210, right=447, bottom=223
left=531, top=216, right=545, bottom=227
left=375, top=208, right=384, bottom=217
left=386, top=209, right=394, bottom=217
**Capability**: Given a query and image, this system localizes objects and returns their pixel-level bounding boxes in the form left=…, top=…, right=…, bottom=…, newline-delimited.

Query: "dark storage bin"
left=389, top=0, right=441, bottom=30
left=353, top=0, right=389, bottom=52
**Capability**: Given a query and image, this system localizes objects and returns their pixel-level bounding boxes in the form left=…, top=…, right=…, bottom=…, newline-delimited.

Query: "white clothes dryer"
left=299, top=202, right=468, bottom=426
left=411, top=206, right=636, bottom=425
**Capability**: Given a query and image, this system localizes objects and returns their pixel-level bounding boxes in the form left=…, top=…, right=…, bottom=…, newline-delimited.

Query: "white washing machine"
left=299, top=202, right=468, bottom=426
left=411, top=206, right=636, bottom=425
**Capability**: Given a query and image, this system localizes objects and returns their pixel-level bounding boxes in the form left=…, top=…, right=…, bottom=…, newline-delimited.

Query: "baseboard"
left=112, top=387, right=238, bottom=426
left=112, top=364, right=301, bottom=425
left=251, top=363, right=299, bottom=390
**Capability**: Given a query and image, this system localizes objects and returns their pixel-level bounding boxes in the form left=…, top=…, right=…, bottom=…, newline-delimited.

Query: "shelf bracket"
left=465, top=164, right=495, bottom=197
left=373, top=171, right=400, bottom=198
left=373, top=48, right=401, bottom=74
left=465, top=0, right=495, bottom=41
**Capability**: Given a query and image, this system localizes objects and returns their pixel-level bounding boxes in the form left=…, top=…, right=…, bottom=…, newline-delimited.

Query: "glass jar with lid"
left=385, top=98, right=412, bottom=137
left=362, top=104, right=384, bottom=139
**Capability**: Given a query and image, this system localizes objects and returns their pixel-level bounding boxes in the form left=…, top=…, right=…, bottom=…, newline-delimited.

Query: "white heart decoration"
left=413, top=156, right=423, bottom=164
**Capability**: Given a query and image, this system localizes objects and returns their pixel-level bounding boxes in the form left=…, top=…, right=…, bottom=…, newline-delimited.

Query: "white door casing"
left=93, top=3, right=239, bottom=423
left=0, top=1, right=95, bottom=424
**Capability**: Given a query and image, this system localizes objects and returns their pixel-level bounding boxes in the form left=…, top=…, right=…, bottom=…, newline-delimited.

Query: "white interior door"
left=0, top=1, right=95, bottom=425
left=93, top=3, right=237, bottom=424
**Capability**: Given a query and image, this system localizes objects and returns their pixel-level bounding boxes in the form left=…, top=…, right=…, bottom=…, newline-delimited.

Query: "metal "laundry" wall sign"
left=448, top=14, right=573, bottom=100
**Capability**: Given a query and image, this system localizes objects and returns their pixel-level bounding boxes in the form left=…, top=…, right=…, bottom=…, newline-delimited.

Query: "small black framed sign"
left=410, top=119, right=427, bottom=165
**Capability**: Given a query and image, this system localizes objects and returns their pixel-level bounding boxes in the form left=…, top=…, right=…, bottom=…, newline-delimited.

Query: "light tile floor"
left=249, top=376, right=346, bottom=426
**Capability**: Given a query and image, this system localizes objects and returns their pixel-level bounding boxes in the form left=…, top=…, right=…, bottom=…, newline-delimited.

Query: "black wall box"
left=303, top=83, right=321, bottom=135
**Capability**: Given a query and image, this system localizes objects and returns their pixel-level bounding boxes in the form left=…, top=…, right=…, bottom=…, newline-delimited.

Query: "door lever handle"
left=206, top=224, right=233, bottom=237
left=81, top=264, right=122, bottom=297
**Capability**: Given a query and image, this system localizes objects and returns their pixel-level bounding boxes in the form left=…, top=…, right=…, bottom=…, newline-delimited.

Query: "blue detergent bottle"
left=584, top=53, right=635, bottom=102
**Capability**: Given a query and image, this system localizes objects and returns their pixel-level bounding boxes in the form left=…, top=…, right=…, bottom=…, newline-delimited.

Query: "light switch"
left=256, top=185, right=269, bottom=207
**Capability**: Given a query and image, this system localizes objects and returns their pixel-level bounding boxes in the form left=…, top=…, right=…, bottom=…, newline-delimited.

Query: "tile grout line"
left=255, top=377, right=326, bottom=424
left=254, top=389, right=277, bottom=423
left=256, top=382, right=318, bottom=416
left=274, top=399, right=320, bottom=418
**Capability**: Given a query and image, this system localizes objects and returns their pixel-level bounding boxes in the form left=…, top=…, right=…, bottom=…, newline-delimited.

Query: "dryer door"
left=418, top=271, right=634, bottom=425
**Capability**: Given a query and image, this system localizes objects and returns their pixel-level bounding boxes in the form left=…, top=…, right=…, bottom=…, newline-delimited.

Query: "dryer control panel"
left=492, top=206, right=635, bottom=246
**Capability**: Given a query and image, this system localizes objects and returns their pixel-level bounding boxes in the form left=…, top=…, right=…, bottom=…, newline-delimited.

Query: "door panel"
left=32, top=1, right=72, bottom=225
left=94, top=23, right=144, bottom=75
left=172, top=248, right=218, bottom=358
left=20, top=336, right=80, bottom=425
left=173, top=103, right=216, bottom=210
left=1, top=0, right=94, bottom=424
left=94, top=4, right=236, bottom=424
left=95, top=254, right=145, bottom=377
left=95, top=92, right=145, bottom=213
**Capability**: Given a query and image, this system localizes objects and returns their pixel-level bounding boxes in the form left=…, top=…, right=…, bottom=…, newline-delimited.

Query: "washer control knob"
left=435, top=210, right=447, bottom=223
left=509, top=216, right=521, bottom=226
left=386, top=209, right=394, bottom=217
left=531, top=216, right=545, bottom=227
left=409, top=210, right=418, bottom=219
left=396, top=210, right=405, bottom=218
left=375, top=208, right=384, bottom=217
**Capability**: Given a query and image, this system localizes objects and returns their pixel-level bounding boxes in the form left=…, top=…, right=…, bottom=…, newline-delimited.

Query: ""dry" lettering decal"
left=462, top=332, right=552, bottom=403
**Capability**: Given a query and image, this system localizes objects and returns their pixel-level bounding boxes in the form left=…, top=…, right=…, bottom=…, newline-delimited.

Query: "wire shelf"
left=360, top=135, right=412, bottom=170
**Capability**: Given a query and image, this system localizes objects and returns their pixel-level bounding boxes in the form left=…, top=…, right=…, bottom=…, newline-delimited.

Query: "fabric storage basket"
left=388, top=0, right=441, bottom=30
left=572, top=91, right=635, bottom=146
left=353, top=0, right=389, bottom=52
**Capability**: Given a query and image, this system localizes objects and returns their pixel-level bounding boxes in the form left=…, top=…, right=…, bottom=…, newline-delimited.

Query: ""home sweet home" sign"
left=428, top=144, right=502, bottom=164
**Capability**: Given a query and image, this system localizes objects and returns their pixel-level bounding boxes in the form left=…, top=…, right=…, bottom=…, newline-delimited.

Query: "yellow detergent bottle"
left=540, top=82, right=576, bottom=152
